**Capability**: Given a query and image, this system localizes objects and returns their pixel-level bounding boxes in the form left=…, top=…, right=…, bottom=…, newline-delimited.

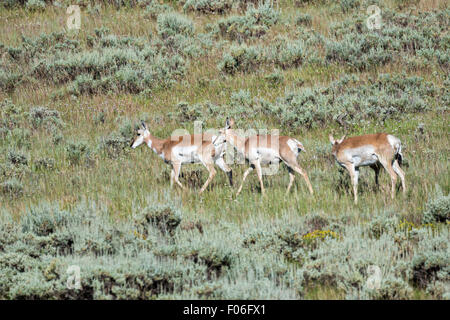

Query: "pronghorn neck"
left=144, top=134, right=164, bottom=155
left=227, top=130, right=246, bottom=155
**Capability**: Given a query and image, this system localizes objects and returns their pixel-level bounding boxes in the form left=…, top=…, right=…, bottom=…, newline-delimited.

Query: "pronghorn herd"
left=131, top=118, right=406, bottom=204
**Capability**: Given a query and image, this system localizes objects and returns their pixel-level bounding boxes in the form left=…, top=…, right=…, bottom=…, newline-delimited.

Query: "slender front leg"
left=292, top=165, right=313, bottom=195
left=236, top=166, right=254, bottom=197
left=199, top=163, right=216, bottom=194
left=286, top=167, right=295, bottom=195
left=215, top=157, right=233, bottom=186
left=172, top=162, right=185, bottom=190
left=254, top=160, right=265, bottom=195
left=379, top=157, right=397, bottom=199
left=392, top=160, right=406, bottom=194
left=344, top=163, right=358, bottom=204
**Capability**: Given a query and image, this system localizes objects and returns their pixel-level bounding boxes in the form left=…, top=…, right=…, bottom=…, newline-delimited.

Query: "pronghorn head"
left=215, top=117, right=235, bottom=144
left=131, top=121, right=150, bottom=149
left=225, top=117, right=235, bottom=130
left=329, top=134, right=346, bottom=156
left=222, top=117, right=235, bottom=135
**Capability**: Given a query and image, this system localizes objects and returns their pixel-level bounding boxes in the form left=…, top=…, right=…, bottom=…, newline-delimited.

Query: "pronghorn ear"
left=225, top=117, right=231, bottom=129
left=141, top=120, right=147, bottom=130
left=338, top=135, right=346, bottom=144
left=329, top=134, right=335, bottom=145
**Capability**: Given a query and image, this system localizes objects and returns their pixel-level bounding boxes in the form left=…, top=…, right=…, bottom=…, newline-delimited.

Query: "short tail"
left=395, top=143, right=403, bottom=166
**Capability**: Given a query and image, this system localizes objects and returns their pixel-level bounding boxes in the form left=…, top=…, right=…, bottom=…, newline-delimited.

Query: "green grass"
left=0, top=0, right=448, bottom=299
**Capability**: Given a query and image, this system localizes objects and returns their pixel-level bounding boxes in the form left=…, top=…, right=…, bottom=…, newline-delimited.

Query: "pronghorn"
left=218, top=118, right=313, bottom=196
left=329, top=133, right=406, bottom=204
left=131, top=121, right=232, bottom=194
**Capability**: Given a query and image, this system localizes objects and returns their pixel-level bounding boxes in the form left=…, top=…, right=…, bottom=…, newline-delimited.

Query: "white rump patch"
left=387, top=134, right=400, bottom=151
left=287, top=139, right=300, bottom=155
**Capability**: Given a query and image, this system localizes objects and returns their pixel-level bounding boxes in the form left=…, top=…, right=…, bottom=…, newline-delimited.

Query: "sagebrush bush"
left=28, top=106, right=63, bottom=130
left=135, top=202, right=182, bottom=236
left=7, top=150, right=28, bottom=166
left=0, top=99, right=24, bottom=130
left=65, top=140, right=91, bottom=165
left=217, top=1, right=279, bottom=40
left=3, top=128, right=31, bottom=149
left=0, top=178, right=24, bottom=197
left=218, top=44, right=263, bottom=74
left=326, top=9, right=449, bottom=70
left=157, top=12, right=195, bottom=39
left=25, top=0, right=45, bottom=11
left=263, top=73, right=435, bottom=128
left=170, top=101, right=204, bottom=122
left=273, top=39, right=307, bottom=69
left=33, top=157, right=55, bottom=170
left=0, top=70, right=22, bottom=92
left=264, top=70, right=284, bottom=86
left=0, top=200, right=448, bottom=299
left=339, top=0, right=360, bottom=13
left=412, top=231, right=449, bottom=289
left=145, top=0, right=173, bottom=20
left=296, top=13, right=312, bottom=26
left=422, top=186, right=449, bottom=224
left=7, top=31, right=188, bottom=95
left=98, top=117, right=137, bottom=158
left=21, top=203, right=70, bottom=236
left=183, top=0, right=233, bottom=14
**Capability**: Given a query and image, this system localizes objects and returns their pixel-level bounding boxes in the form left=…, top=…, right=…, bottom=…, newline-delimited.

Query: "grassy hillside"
left=0, top=0, right=449, bottom=299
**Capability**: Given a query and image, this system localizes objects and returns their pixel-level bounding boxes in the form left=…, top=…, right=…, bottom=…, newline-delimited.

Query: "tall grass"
left=0, top=0, right=448, bottom=299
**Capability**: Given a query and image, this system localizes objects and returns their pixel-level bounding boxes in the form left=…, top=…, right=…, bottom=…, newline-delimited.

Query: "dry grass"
left=0, top=0, right=448, bottom=299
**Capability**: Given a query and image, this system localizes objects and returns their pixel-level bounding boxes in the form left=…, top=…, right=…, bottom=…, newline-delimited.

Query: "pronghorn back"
left=243, top=135, right=304, bottom=155
left=334, top=133, right=402, bottom=158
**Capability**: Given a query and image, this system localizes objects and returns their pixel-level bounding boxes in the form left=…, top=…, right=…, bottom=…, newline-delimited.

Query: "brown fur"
left=222, top=119, right=313, bottom=196
left=330, top=133, right=406, bottom=204
left=143, top=133, right=217, bottom=163
left=132, top=126, right=231, bottom=194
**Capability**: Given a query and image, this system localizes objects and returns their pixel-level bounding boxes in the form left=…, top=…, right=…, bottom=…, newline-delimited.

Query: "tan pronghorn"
left=329, top=133, right=406, bottom=204
left=218, top=118, right=313, bottom=196
left=131, top=121, right=233, bottom=194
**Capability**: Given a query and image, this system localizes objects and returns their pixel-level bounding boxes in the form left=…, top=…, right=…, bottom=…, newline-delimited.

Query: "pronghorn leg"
left=199, top=162, right=216, bottom=194
left=254, top=160, right=265, bottom=195
left=370, top=163, right=381, bottom=190
left=172, top=162, right=185, bottom=190
left=392, top=159, right=406, bottom=194
left=236, top=165, right=254, bottom=197
left=286, top=167, right=295, bottom=195
left=344, top=163, right=358, bottom=204
left=170, top=169, right=175, bottom=188
left=215, top=157, right=233, bottom=186
left=379, top=157, right=397, bottom=199
left=291, top=165, right=313, bottom=195
left=353, top=168, right=360, bottom=203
